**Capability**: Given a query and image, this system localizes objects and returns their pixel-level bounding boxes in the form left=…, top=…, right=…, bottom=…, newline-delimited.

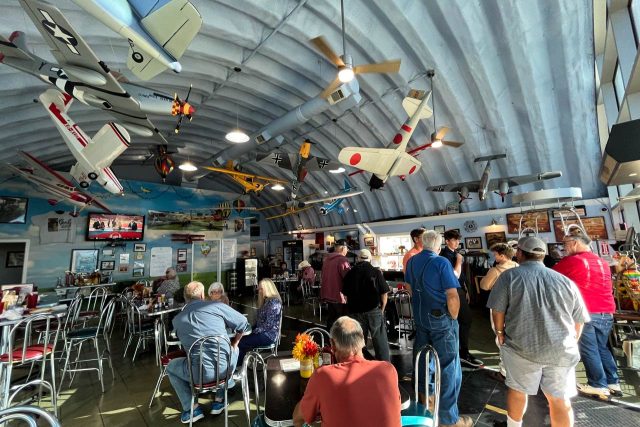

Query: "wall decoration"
left=200, top=242, right=212, bottom=256
left=463, top=220, right=478, bottom=233
left=133, top=243, right=146, bottom=252
left=465, top=237, right=482, bottom=250
left=222, top=239, right=237, bottom=263
left=133, top=261, right=144, bottom=269
left=250, top=247, right=257, bottom=257
left=147, top=209, right=231, bottom=231
left=176, top=263, right=187, bottom=272
left=102, top=248, right=114, bottom=257
left=364, top=236, right=375, bottom=247
left=177, top=248, right=188, bottom=263
left=553, top=217, right=608, bottom=242
left=119, top=265, right=129, bottom=272
left=100, top=260, right=115, bottom=271
left=70, top=249, right=99, bottom=273
left=234, top=219, right=245, bottom=232
left=551, top=205, right=586, bottom=218
left=334, top=230, right=360, bottom=250
left=506, top=211, right=550, bottom=234
left=132, top=268, right=144, bottom=277
left=547, top=243, right=565, bottom=260
left=485, top=232, right=507, bottom=249
left=434, top=225, right=445, bottom=234
left=134, top=252, right=144, bottom=260
left=119, top=253, right=130, bottom=264
left=0, top=196, right=28, bottom=224
left=150, top=247, right=173, bottom=277
left=276, top=247, right=282, bottom=255
left=6, top=251, right=24, bottom=268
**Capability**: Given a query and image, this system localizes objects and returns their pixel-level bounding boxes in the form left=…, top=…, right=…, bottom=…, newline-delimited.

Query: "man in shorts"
left=487, top=236, right=589, bottom=427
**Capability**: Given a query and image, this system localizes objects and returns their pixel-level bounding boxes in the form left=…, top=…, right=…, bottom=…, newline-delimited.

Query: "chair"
left=253, top=309, right=283, bottom=358
left=122, top=300, right=156, bottom=362
left=300, top=280, right=320, bottom=317
left=394, top=290, right=415, bottom=349
left=77, top=286, right=109, bottom=325
left=0, top=405, right=61, bottom=427
left=185, top=335, right=232, bottom=427
left=304, top=327, right=333, bottom=365
left=147, top=349, right=186, bottom=407
left=241, top=351, right=267, bottom=426
left=402, top=344, right=441, bottom=427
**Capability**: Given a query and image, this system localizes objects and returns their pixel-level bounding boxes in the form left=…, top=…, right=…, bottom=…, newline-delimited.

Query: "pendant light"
left=225, top=67, right=250, bottom=143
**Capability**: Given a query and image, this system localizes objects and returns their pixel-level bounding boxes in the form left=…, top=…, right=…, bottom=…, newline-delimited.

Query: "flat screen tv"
left=87, top=213, right=145, bottom=241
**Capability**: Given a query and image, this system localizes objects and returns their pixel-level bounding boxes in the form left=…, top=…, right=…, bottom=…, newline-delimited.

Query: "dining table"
left=262, top=356, right=411, bottom=426
left=143, top=303, right=184, bottom=365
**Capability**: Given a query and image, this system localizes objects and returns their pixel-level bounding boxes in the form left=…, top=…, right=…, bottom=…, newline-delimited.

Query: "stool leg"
left=148, top=366, right=167, bottom=408
left=95, top=337, right=104, bottom=393
left=58, top=341, right=73, bottom=396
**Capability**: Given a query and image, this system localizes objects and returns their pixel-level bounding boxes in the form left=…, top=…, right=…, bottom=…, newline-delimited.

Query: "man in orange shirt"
left=293, top=316, right=401, bottom=427
left=403, top=228, right=426, bottom=273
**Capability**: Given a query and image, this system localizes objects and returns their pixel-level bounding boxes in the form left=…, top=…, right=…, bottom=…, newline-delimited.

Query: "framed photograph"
left=5, top=251, right=24, bottom=268
left=134, top=252, right=144, bottom=260
left=133, top=243, right=146, bottom=252
left=506, top=212, right=550, bottom=234
left=102, top=248, right=114, bottom=257
left=119, top=265, right=128, bottom=272
left=0, top=196, right=28, bottom=224
left=100, top=260, right=115, bottom=271
left=485, top=232, right=507, bottom=249
left=551, top=205, right=586, bottom=219
left=132, top=268, right=144, bottom=277
left=465, top=237, right=483, bottom=250
left=70, top=249, right=99, bottom=273
left=364, top=236, right=375, bottom=247
left=434, top=225, right=445, bottom=234
left=334, top=230, right=360, bottom=250
left=133, top=261, right=144, bottom=269
left=250, top=247, right=257, bottom=257
left=553, top=217, right=608, bottom=242
left=547, top=243, right=565, bottom=260
left=176, top=263, right=187, bottom=273
left=119, top=253, right=129, bottom=264
left=177, top=248, right=188, bottom=263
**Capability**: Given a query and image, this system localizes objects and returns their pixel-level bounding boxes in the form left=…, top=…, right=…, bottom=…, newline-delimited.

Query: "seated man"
left=167, top=281, right=248, bottom=424
left=293, top=316, right=401, bottom=427
left=153, top=267, right=181, bottom=299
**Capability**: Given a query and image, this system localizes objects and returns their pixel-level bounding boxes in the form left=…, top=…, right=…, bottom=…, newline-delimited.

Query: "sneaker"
left=608, top=383, right=623, bottom=397
left=460, top=354, right=484, bottom=368
left=232, top=371, right=243, bottom=382
left=181, top=406, right=204, bottom=424
left=440, top=414, right=473, bottom=427
left=210, top=400, right=226, bottom=415
left=577, top=383, right=610, bottom=400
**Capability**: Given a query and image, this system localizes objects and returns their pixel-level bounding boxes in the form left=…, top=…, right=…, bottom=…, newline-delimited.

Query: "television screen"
left=87, top=213, right=145, bottom=241
left=0, top=196, right=28, bottom=224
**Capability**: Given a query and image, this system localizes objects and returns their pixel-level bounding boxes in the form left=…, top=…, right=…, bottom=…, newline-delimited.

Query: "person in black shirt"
left=440, top=229, right=484, bottom=368
left=342, top=249, right=390, bottom=361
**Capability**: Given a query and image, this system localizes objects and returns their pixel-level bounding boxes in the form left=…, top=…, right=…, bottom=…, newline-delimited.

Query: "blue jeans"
left=414, top=314, right=461, bottom=425
left=238, top=332, right=274, bottom=366
left=579, top=313, right=619, bottom=388
left=353, top=308, right=390, bottom=361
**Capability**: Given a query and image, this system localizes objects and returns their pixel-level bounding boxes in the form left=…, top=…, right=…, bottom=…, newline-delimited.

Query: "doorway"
left=0, top=239, right=29, bottom=284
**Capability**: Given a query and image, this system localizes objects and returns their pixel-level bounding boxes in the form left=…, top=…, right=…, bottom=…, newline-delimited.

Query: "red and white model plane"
left=39, top=89, right=129, bottom=195
left=338, top=89, right=433, bottom=190
left=7, top=151, right=110, bottom=213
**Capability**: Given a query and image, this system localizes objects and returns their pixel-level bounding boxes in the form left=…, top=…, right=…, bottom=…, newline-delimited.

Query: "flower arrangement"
left=292, top=333, right=320, bottom=361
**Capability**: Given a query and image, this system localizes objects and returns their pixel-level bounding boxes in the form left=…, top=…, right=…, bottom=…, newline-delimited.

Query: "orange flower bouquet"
left=292, top=333, right=319, bottom=378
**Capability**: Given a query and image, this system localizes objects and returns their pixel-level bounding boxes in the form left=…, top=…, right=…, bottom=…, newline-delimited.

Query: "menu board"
left=150, top=247, right=173, bottom=277
left=222, top=239, right=237, bottom=263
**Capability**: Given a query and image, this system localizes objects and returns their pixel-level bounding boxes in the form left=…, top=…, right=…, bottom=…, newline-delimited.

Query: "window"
left=378, top=235, right=412, bottom=255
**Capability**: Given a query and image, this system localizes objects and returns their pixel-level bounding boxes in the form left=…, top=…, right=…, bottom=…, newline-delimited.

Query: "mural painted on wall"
left=0, top=177, right=252, bottom=288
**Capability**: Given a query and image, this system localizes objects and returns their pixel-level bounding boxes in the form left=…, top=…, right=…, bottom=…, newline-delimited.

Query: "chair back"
left=186, top=334, right=232, bottom=392
left=300, top=280, right=314, bottom=300
left=84, top=286, right=109, bottom=313
left=62, top=293, right=83, bottom=332
left=97, top=299, right=117, bottom=336
left=125, top=300, right=149, bottom=336
left=241, top=351, right=267, bottom=426
left=395, top=290, right=413, bottom=319
left=2, top=313, right=59, bottom=365
left=414, top=344, right=441, bottom=426
left=303, top=327, right=330, bottom=348
left=0, top=406, right=60, bottom=427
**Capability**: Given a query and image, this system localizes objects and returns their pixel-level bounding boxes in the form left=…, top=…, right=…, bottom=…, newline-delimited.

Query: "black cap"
left=335, top=239, right=347, bottom=246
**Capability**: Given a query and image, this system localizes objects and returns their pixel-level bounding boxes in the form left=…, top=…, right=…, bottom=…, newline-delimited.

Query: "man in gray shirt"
left=487, top=236, right=589, bottom=427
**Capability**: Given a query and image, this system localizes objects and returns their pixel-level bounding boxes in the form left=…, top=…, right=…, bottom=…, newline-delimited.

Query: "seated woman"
left=237, top=278, right=282, bottom=365
left=208, top=281, right=230, bottom=305
left=153, top=267, right=181, bottom=299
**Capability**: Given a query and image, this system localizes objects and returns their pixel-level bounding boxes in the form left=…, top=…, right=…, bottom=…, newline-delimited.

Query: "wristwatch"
left=496, top=330, right=504, bottom=335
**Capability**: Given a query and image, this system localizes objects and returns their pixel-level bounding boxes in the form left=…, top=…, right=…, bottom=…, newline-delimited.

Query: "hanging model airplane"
left=0, top=0, right=195, bottom=140
left=40, top=89, right=128, bottom=195
left=7, top=151, right=111, bottom=213
left=71, top=0, right=202, bottom=81
left=202, top=161, right=289, bottom=195
left=338, top=89, right=433, bottom=190
left=257, top=139, right=341, bottom=199
left=426, top=154, right=563, bottom=203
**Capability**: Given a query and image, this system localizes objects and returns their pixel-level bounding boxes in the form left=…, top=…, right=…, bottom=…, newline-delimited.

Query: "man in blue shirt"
left=406, top=230, right=471, bottom=427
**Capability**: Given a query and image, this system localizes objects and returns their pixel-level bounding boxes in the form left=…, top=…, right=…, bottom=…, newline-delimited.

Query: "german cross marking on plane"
left=272, top=154, right=282, bottom=164
left=318, top=159, right=329, bottom=168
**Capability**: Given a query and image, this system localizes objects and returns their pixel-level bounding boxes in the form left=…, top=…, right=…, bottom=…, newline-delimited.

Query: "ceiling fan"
left=427, top=70, right=464, bottom=148
left=310, top=0, right=401, bottom=98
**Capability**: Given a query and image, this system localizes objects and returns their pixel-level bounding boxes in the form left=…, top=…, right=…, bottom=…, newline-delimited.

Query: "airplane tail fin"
left=474, top=153, right=507, bottom=163
left=0, top=31, right=34, bottom=61
left=343, top=178, right=352, bottom=192
left=402, top=90, right=432, bottom=119
left=87, top=123, right=130, bottom=170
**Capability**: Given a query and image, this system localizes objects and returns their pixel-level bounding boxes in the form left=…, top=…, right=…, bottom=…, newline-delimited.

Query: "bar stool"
left=240, top=351, right=267, bottom=426
left=394, top=290, right=415, bottom=349
left=77, top=287, right=109, bottom=326
left=0, top=405, right=61, bottom=426
left=253, top=311, right=283, bottom=359
left=122, top=300, right=155, bottom=362
left=401, top=344, right=441, bottom=427
left=148, top=349, right=186, bottom=407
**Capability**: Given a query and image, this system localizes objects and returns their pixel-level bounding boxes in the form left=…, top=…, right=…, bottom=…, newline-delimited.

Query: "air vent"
left=255, top=134, right=266, bottom=145
left=329, top=89, right=345, bottom=104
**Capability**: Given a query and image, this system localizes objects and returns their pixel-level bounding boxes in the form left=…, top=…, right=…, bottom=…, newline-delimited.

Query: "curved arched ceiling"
left=0, top=0, right=603, bottom=233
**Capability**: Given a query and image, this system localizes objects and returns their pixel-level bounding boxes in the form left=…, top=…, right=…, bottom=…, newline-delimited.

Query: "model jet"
left=318, top=179, right=362, bottom=216
left=7, top=151, right=111, bottom=213
left=202, top=161, right=289, bottom=195
left=71, top=0, right=202, bottom=80
left=0, top=0, right=195, bottom=140
left=338, top=89, right=433, bottom=190
left=40, top=89, right=128, bottom=195
left=426, top=154, right=563, bottom=203
left=257, top=139, right=341, bottom=199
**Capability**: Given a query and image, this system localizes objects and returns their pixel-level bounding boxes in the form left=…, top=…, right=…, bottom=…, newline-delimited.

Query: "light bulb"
left=271, top=184, right=284, bottom=191
left=225, top=129, right=250, bottom=143
left=431, top=139, right=443, bottom=148
left=338, top=67, right=354, bottom=83
left=329, top=167, right=345, bottom=174
left=629, top=172, right=638, bottom=177
left=178, top=161, right=198, bottom=172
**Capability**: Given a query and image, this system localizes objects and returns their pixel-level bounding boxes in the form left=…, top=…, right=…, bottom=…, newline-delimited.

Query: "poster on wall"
left=0, top=196, right=28, bottom=224
left=222, top=239, right=237, bottom=263
left=70, top=249, right=98, bottom=273
left=147, top=209, right=228, bottom=231
left=150, top=247, right=173, bottom=277
left=553, top=217, right=609, bottom=242
left=506, top=211, right=551, bottom=234
left=119, top=253, right=130, bottom=265
left=333, top=230, right=360, bottom=250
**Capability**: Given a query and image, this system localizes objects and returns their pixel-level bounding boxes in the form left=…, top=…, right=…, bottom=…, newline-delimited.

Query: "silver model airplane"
left=0, top=0, right=196, bottom=142
left=71, top=0, right=202, bottom=80
left=427, top=154, right=562, bottom=203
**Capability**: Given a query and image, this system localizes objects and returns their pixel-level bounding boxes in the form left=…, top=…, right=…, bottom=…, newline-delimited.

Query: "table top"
left=263, top=356, right=410, bottom=426
left=144, top=304, right=185, bottom=317
left=0, top=308, right=66, bottom=327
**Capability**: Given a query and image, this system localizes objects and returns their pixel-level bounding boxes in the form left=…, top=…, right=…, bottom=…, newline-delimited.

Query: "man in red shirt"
left=321, top=240, right=351, bottom=328
left=293, top=316, right=401, bottom=427
left=553, top=228, right=621, bottom=399
left=403, top=228, right=426, bottom=274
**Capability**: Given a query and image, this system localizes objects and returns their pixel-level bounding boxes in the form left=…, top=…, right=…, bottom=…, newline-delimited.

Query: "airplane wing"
left=338, top=147, right=400, bottom=176
left=487, top=171, right=563, bottom=191
left=257, top=151, right=297, bottom=171
left=427, top=180, right=482, bottom=193
left=304, top=156, right=342, bottom=172
left=265, top=206, right=314, bottom=220
left=201, top=166, right=288, bottom=184
left=301, top=190, right=364, bottom=205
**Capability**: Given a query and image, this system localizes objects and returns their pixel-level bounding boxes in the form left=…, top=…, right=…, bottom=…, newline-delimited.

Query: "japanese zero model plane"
left=338, top=89, right=433, bottom=190
left=202, top=161, right=289, bottom=195
left=7, top=151, right=110, bottom=213
left=257, top=139, right=341, bottom=199
left=40, top=89, right=129, bottom=195
left=426, top=154, right=563, bottom=203
left=0, top=0, right=195, bottom=140
left=71, top=0, right=202, bottom=81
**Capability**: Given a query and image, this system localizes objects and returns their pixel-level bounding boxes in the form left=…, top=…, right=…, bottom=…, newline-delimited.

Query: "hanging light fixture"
left=225, top=67, right=250, bottom=143
left=271, top=184, right=285, bottom=191
left=330, top=167, right=345, bottom=174
left=178, top=160, right=198, bottom=172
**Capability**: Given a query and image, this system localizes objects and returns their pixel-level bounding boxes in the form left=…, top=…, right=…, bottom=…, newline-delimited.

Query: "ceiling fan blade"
left=320, top=77, right=342, bottom=98
left=434, top=126, right=450, bottom=141
left=353, top=59, right=401, bottom=74
left=310, top=36, right=344, bottom=67
left=442, top=140, right=465, bottom=148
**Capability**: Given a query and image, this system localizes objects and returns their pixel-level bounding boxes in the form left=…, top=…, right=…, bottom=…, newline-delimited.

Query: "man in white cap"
left=342, top=248, right=391, bottom=361
left=487, top=236, right=590, bottom=427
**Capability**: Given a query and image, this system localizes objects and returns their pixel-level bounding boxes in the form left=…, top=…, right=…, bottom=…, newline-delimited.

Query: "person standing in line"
left=321, top=239, right=351, bottom=328
left=488, top=236, right=590, bottom=427
left=553, top=228, right=621, bottom=399
left=402, top=228, right=426, bottom=294
left=342, top=249, right=391, bottom=361
left=440, top=229, right=483, bottom=368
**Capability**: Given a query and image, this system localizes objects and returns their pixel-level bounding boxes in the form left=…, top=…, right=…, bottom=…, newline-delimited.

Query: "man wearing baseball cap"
left=487, top=236, right=590, bottom=427
left=342, top=248, right=391, bottom=361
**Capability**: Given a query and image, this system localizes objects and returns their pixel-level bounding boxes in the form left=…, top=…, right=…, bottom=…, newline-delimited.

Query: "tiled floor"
left=11, top=296, right=640, bottom=426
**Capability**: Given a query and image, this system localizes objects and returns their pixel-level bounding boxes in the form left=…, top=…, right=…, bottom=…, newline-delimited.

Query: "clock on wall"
left=464, top=220, right=478, bottom=233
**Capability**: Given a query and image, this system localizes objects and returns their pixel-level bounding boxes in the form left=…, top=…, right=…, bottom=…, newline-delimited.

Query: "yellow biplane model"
left=202, top=161, right=288, bottom=195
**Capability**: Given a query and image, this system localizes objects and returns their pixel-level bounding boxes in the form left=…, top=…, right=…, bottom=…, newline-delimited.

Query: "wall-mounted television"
left=0, top=196, right=28, bottom=224
left=87, top=213, right=145, bottom=241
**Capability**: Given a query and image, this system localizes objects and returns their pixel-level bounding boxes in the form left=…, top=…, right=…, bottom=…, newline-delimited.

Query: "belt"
left=430, top=309, right=447, bottom=316
left=590, top=312, right=613, bottom=316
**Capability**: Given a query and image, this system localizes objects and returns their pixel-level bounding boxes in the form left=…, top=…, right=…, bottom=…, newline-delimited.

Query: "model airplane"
left=202, top=161, right=288, bottom=195
left=7, top=151, right=110, bottom=213
left=338, top=89, right=433, bottom=190
left=71, top=0, right=202, bottom=80
left=426, top=154, right=563, bottom=203
left=40, top=89, right=128, bottom=195
left=257, top=139, right=341, bottom=199
left=0, top=0, right=196, bottom=141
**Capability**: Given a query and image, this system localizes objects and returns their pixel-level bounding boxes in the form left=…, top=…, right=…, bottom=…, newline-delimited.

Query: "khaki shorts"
left=501, top=346, right=577, bottom=399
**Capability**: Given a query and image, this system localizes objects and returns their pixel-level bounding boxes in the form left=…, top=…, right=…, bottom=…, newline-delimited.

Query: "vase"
left=300, top=357, right=314, bottom=378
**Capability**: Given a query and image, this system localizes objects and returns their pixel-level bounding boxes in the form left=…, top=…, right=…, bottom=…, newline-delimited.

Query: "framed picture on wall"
left=176, top=263, right=187, bottom=272
left=434, top=225, right=445, bottom=234
left=133, top=243, right=146, bottom=252
left=506, top=211, right=550, bottom=234
left=465, top=237, right=482, bottom=250
left=0, top=196, right=28, bottom=224
left=553, top=217, right=608, bottom=242
left=364, top=236, right=375, bottom=247
left=485, top=232, right=507, bottom=249
left=100, top=260, right=115, bottom=271
left=5, top=251, right=24, bottom=268
left=70, top=249, right=99, bottom=273
left=177, top=248, right=188, bottom=263
left=102, top=248, right=114, bottom=257
left=132, top=268, right=144, bottom=277
left=551, top=205, right=586, bottom=218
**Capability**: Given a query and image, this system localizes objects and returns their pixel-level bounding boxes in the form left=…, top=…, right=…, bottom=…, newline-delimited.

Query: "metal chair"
left=304, top=327, right=334, bottom=365
left=122, top=300, right=156, bottom=362
left=402, top=344, right=441, bottom=427
left=0, top=405, right=61, bottom=426
left=186, top=335, right=232, bottom=427
left=394, top=290, right=415, bottom=349
left=253, top=309, right=283, bottom=358
left=77, top=286, right=109, bottom=325
left=240, top=351, right=267, bottom=426
left=300, top=280, right=320, bottom=317
left=147, top=349, right=186, bottom=407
